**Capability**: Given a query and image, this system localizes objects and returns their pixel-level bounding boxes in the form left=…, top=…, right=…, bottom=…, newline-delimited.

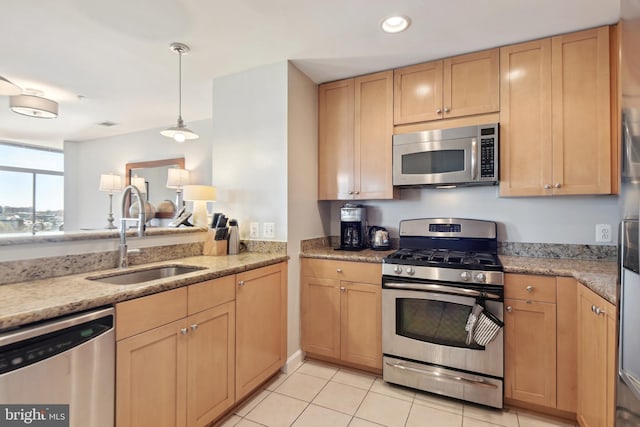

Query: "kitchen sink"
left=87, top=265, right=206, bottom=285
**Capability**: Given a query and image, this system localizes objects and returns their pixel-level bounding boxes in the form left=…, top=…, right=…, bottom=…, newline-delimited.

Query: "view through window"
left=0, top=142, right=64, bottom=234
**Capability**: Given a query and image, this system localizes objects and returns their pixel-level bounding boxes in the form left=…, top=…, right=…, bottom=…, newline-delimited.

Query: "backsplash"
left=498, top=242, right=617, bottom=261
left=0, top=239, right=286, bottom=286
left=303, top=236, right=617, bottom=261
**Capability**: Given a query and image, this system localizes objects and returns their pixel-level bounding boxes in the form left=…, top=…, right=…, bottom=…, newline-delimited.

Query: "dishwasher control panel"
left=0, top=314, right=113, bottom=374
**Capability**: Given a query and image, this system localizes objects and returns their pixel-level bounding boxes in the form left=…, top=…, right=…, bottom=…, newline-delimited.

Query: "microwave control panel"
left=479, top=126, right=497, bottom=179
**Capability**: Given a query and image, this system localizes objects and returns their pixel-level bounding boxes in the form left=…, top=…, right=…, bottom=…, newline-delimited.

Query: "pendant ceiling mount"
left=161, top=42, right=198, bottom=143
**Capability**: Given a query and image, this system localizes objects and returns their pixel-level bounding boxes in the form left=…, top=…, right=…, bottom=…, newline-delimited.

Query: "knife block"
left=203, top=229, right=228, bottom=256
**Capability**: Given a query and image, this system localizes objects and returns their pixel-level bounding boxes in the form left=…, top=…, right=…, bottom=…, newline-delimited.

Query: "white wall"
left=211, top=63, right=288, bottom=241
left=64, top=120, right=213, bottom=231
left=330, top=186, right=620, bottom=245
left=286, top=63, right=328, bottom=358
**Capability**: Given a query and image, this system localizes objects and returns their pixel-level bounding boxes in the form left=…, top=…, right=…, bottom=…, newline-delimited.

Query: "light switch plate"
left=249, top=222, right=259, bottom=238
left=263, top=222, right=275, bottom=238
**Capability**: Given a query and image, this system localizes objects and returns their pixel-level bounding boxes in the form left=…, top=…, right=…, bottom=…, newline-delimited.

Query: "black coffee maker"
left=339, top=204, right=367, bottom=250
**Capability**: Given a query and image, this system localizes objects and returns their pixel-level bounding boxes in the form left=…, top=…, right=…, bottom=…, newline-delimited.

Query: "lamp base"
left=191, top=201, right=209, bottom=228
left=105, top=194, right=117, bottom=229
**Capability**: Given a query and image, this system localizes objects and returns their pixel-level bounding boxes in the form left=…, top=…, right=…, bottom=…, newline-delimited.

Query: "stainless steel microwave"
left=392, top=123, right=499, bottom=187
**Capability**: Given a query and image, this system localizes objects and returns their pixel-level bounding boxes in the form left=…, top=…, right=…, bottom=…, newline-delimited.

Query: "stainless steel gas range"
left=382, top=218, right=504, bottom=409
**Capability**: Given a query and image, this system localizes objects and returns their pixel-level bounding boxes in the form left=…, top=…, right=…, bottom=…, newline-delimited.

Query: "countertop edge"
left=0, top=254, right=289, bottom=331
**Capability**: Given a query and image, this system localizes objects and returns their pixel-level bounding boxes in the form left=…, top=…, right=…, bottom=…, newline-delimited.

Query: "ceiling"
left=0, top=0, right=620, bottom=146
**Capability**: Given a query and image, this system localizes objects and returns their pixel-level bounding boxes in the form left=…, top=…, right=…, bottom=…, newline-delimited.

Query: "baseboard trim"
left=284, top=349, right=304, bottom=374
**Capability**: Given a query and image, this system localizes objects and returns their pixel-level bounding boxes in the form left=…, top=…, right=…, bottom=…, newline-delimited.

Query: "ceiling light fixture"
left=381, top=15, right=411, bottom=33
left=161, top=42, right=199, bottom=143
left=0, top=76, right=21, bottom=96
left=10, top=94, right=59, bottom=118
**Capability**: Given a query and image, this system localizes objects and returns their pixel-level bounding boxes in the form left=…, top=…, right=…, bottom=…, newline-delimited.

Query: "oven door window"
left=396, top=298, right=483, bottom=350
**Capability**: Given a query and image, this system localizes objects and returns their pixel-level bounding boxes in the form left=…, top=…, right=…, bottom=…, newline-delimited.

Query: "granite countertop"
left=300, top=247, right=618, bottom=305
left=0, top=253, right=288, bottom=331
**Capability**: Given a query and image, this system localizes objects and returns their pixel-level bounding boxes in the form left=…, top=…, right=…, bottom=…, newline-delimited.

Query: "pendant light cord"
left=177, top=48, right=183, bottom=122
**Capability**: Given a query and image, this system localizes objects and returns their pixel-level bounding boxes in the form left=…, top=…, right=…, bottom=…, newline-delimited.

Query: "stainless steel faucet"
left=119, top=185, right=146, bottom=268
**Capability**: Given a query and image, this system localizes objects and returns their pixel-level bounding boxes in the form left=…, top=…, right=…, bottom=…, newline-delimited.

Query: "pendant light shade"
left=0, top=76, right=21, bottom=96
left=161, top=42, right=198, bottom=143
left=10, top=94, right=59, bottom=118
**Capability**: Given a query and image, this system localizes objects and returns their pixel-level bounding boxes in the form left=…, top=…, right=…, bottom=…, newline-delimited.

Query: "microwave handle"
left=471, top=138, right=478, bottom=180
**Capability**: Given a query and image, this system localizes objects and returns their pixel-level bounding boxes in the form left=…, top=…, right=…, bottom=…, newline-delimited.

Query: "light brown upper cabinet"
left=318, top=71, right=395, bottom=200
left=393, top=48, right=500, bottom=125
left=500, top=26, right=612, bottom=196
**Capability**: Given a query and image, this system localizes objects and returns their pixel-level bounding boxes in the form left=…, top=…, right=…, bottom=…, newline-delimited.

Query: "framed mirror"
left=125, top=157, right=185, bottom=219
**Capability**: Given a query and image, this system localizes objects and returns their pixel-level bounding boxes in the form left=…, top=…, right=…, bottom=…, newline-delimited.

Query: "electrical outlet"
left=263, top=222, right=275, bottom=238
left=249, top=222, right=259, bottom=238
left=595, top=224, right=612, bottom=243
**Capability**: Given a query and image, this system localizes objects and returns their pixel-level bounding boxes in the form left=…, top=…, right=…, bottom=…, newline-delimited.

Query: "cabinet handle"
left=595, top=307, right=605, bottom=316
left=526, top=285, right=533, bottom=293
left=506, top=306, right=512, bottom=312
left=348, top=191, right=354, bottom=195
left=340, top=287, right=346, bottom=292
left=591, top=304, right=597, bottom=312
left=544, top=184, right=552, bottom=190
left=354, top=191, right=360, bottom=195
left=336, top=268, right=342, bottom=273
left=180, top=328, right=188, bottom=335
left=436, top=108, right=442, bottom=114
left=238, top=280, right=245, bottom=287
left=555, top=183, right=562, bottom=189
left=444, top=107, right=450, bottom=113
left=190, top=324, right=198, bottom=331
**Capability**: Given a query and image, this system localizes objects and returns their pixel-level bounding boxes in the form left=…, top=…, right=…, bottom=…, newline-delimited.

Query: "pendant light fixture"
left=161, top=42, right=199, bottom=143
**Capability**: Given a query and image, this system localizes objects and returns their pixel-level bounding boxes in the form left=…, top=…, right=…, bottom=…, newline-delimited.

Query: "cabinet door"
left=354, top=71, right=394, bottom=199
left=187, top=301, right=235, bottom=427
left=318, top=79, right=355, bottom=200
left=301, top=276, right=341, bottom=359
left=577, top=286, right=611, bottom=427
left=499, top=39, right=553, bottom=197
left=116, top=319, right=188, bottom=427
left=443, top=48, right=500, bottom=119
left=504, top=298, right=556, bottom=407
left=340, top=282, right=382, bottom=369
left=394, top=60, right=444, bottom=124
left=551, top=26, right=611, bottom=195
left=235, top=263, right=287, bottom=401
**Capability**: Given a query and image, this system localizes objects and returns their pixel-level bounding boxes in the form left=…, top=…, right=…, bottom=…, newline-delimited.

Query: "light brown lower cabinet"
left=504, top=275, right=578, bottom=415
left=301, top=258, right=381, bottom=371
left=576, top=284, right=616, bottom=427
left=235, top=262, right=288, bottom=401
left=115, top=264, right=287, bottom=427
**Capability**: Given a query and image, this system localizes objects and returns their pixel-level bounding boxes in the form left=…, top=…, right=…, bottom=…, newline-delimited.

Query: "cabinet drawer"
left=302, top=258, right=381, bottom=284
left=116, top=287, right=187, bottom=340
left=505, top=274, right=556, bottom=303
left=188, top=275, right=235, bottom=315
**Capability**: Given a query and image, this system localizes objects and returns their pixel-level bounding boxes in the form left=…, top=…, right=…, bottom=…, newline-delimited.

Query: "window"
left=0, top=142, right=64, bottom=234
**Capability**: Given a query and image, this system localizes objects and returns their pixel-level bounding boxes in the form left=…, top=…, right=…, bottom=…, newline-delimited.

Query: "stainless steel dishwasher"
left=0, top=307, right=115, bottom=427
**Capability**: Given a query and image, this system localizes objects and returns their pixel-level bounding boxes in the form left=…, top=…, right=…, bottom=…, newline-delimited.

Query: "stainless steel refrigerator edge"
left=618, top=1, right=640, bottom=424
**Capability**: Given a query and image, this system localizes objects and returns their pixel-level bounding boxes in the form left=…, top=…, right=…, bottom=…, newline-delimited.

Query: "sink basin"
left=87, top=265, right=206, bottom=285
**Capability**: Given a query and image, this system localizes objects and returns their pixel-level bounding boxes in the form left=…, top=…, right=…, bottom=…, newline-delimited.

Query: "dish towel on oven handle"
left=465, top=300, right=504, bottom=346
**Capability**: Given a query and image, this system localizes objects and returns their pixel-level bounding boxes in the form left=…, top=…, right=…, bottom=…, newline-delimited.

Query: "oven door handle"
left=383, top=282, right=501, bottom=300
left=385, top=361, right=498, bottom=389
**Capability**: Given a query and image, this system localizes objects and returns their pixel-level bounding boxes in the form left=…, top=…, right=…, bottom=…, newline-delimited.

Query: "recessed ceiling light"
left=381, top=15, right=411, bottom=34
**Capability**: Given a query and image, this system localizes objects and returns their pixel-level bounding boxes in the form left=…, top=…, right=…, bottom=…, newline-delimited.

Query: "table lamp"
left=166, top=168, right=190, bottom=208
left=183, top=185, right=216, bottom=228
left=98, top=173, right=123, bottom=229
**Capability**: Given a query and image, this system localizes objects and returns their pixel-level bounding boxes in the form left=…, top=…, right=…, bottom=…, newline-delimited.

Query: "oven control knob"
left=393, top=265, right=403, bottom=275
left=475, top=272, right=486, bottom=283
left=406, top=267, right=415, bottom=276
left=460, top=271, right=471, bottom=281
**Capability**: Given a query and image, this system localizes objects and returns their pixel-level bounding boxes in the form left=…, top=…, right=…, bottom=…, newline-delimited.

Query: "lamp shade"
left=0, top=76, right=21, bottom=96
left=167, top=168, right=190, bottom=188
left=99, top=173, right=123, bottom=193
left=131, top=175, right=147, bottom=194
left=183, top=185, right=216, bottom=201
left=10, top=94, right=58, bottom=118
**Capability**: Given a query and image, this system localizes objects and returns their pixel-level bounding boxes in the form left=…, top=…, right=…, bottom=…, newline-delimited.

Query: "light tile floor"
left=217, top=360, right=578, bottom=427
